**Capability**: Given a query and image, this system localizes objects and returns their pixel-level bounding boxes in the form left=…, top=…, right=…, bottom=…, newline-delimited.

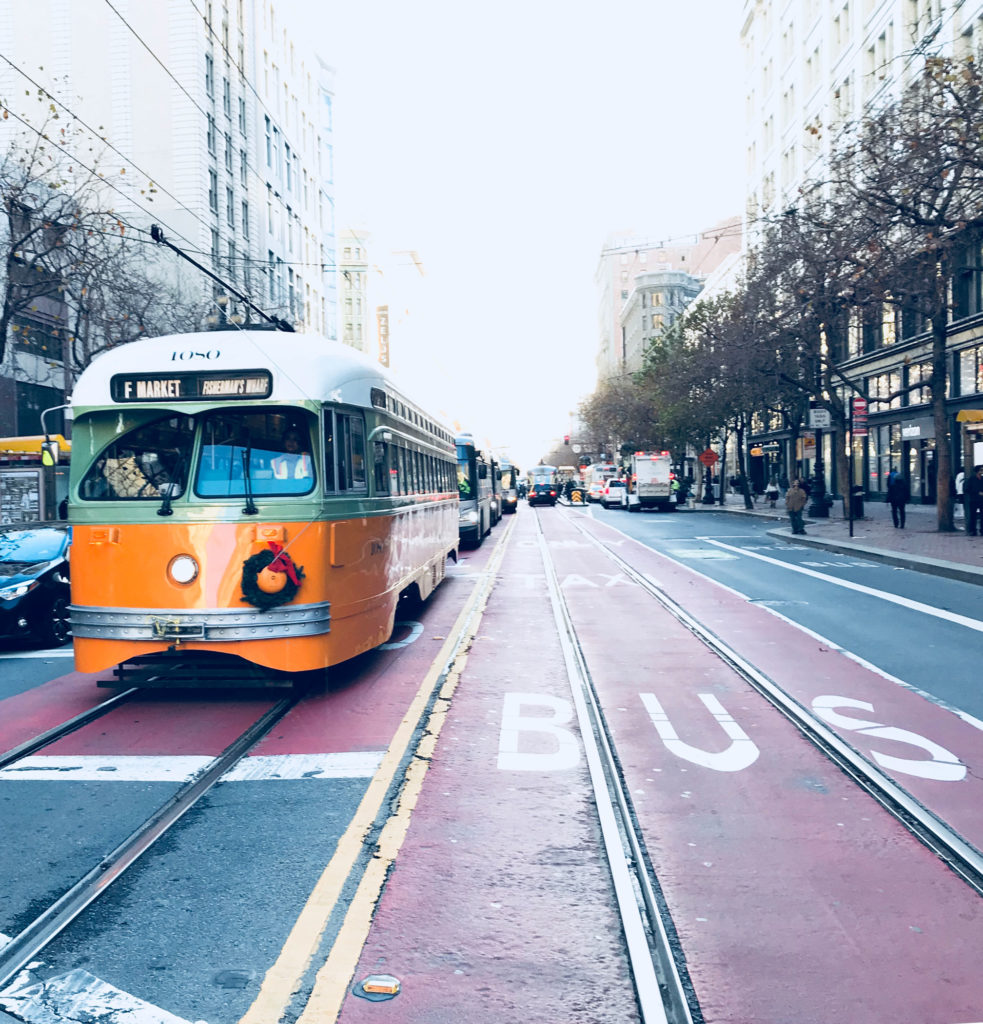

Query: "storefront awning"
left=956, top=410, right=983, bottom=423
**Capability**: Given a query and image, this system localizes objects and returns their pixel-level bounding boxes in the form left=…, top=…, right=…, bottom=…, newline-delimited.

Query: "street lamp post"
left=808, top=426, right=829, bottom=517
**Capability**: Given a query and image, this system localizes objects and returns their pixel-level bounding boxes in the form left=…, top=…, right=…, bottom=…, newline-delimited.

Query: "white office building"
left=742, top=0, right=983, bottom=227
left=0, top=0, right=336, bottom=335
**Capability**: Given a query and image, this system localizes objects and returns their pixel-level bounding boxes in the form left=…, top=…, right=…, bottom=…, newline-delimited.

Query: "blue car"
left=0, top=522, right=72, bottom=647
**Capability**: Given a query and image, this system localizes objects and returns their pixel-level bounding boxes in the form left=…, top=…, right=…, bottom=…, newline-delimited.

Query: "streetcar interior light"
left=168, top=554, right=199, bottom=585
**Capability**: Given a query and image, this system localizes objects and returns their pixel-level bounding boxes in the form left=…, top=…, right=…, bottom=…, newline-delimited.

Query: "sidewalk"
left=692, top=492, right=983, bottom=587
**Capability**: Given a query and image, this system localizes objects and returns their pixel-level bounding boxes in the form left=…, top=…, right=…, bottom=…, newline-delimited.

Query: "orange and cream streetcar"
left=67, top=330, right=459, bottom=680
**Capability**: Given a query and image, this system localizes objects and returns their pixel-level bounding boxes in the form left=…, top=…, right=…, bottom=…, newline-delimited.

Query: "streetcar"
left=67, top=330, right=459, bottom=678
left=455, top=433, right=492, bottom=547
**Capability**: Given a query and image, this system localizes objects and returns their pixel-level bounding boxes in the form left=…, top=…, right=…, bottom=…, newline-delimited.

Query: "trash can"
left=850, top=486, right=864, bottom=519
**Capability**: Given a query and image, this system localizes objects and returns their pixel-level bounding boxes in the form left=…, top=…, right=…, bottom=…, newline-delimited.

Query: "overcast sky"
left=296, top=0, right=746, bottom=469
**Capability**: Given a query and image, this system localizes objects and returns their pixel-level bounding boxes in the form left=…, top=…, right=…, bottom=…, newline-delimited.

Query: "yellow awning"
left=0, top=434, right=72, bottom=455
left=956, top=410, right=983, bottom=423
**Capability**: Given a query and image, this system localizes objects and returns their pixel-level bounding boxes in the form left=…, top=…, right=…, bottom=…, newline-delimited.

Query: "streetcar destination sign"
left=110, top=370, right=273, bottom=402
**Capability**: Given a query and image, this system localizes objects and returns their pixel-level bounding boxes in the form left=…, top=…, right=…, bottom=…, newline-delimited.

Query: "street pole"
left=848, top=409, right=855, bottom=538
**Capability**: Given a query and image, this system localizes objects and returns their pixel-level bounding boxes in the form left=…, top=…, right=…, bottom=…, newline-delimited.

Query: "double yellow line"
left=240, top=519, right=514, bottom=1024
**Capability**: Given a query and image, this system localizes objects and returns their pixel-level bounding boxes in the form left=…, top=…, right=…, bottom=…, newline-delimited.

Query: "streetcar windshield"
left=78, top=415, right=195, bottom=501
left=195, top=410, right=315, bottom=497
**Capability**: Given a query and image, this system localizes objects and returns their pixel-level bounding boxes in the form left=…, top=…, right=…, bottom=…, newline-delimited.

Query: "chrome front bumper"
left=70, top=602, right=331, bottom=642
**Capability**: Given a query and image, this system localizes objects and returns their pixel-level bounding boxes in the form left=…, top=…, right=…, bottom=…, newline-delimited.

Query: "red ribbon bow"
left=267, top=541, right=301, bottom=585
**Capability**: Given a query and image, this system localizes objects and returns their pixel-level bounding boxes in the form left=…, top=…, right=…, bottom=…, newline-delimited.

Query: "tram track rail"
left=0, top=687, right=139, bottom=771
left=563, top=508, right=983, bottom=898
left=0, top=692, right=299, bottom=989
left=533, top=513, right=694, bottom=1024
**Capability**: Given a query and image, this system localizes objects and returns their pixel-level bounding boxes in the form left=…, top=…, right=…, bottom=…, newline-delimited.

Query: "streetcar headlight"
left=460, top=509, right=479, bottom=525
left=168, top=554, right=199, bottom=585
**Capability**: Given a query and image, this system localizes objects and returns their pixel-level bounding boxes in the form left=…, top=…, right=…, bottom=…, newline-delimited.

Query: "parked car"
left=600, top=479, right=627, bottom=508
left=527, top=482, right=558, bottom=507
left=0, top=522, right=71, bottom=647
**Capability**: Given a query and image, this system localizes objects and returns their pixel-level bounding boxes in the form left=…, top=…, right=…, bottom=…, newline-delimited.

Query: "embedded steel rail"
left=533, top=515, right=693, bottom=1024
left=0, top=687, right=139, bottom=770
left=0, top=694, right=298, bottom=988
left=567, top=510, right=983, bottom=898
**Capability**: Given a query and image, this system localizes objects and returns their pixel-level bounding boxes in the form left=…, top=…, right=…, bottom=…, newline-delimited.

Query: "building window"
left=238, top=96, right=247, bottom=134
left=285, top=144, right=292, bottom=191
left=265, top=116, right=272, bottom=167
left=223, top=77, right=231, bottom=118
left=208, top=169, right=218, bottom=213
left=959, top=345, right=983, bottom=395
left=224, top=133, right=233, bottom=172
left=211, top=227, right=220, bottom=259
left=205, top=54, right=214, bottom=97
left=242, top=200, right=249, bottom=239
left=207, top=114, right=217, bottom=155
left=226, top=186, right=235, bottom=227
left=240, top=149, right=247, bottom=186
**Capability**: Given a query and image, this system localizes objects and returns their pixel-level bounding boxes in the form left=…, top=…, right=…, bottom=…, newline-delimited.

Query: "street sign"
left=571, top=444, right=581, bottom=453
left=852, top=397, right=868, bottom=436
left=698, top=448, right=719, bottom=467
left=809, top=405, right=831, bottom=429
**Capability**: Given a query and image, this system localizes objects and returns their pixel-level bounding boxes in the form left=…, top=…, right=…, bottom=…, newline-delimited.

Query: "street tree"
left=831, top=55, right=983, bottom=531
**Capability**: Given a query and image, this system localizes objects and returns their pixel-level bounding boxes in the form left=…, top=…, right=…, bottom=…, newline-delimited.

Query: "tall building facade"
left=742, top=0, right=983, bottom=501
left=595, top=216, right=742, bottom=380
left=0, top=0, right=336, bottom=434
left=338, top=228, right=370, bottom=353
left=743, top=0, right=983, bottom=227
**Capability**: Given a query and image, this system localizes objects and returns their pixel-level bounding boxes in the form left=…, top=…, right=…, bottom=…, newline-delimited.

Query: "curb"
left=765, top=526, right=983, bottom=587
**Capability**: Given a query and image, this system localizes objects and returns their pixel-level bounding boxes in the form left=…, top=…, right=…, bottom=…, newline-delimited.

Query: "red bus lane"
left=335, top=511, right=640, bottom=1024
left=543, top=511, right=983, bottom=1022
left=576, top=513, right=983, bottom=854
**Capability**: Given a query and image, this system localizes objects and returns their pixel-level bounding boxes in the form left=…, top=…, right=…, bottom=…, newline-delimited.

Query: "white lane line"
left=590, top=515, right=983, bottom=733
left=0, top=967, right=201, bottom=1024
left=0, top=752, right=385, bottom=782
left=0, top=649, right=74, bottom=660
left=700, top=536, right=983, bottom=634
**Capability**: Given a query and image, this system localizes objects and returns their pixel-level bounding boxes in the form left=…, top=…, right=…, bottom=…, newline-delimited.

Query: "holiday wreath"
left=240, top=541, right=305, bottom=610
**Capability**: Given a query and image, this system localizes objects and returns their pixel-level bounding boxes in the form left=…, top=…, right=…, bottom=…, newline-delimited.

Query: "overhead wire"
left=0, top=52, right=204, bottom=244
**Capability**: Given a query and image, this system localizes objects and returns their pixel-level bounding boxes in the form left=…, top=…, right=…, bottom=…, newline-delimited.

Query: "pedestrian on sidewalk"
left=955, top=467, right=966, bottom=519
left=966, top=465, right=983, bottom=536
left=785, top=478, right=808, bottom=535
left=765, top=476, right=780, bottom=510
left=886, top=468, right=910, bottom=528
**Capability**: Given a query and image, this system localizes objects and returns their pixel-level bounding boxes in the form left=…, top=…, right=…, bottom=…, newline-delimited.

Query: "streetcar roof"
left=71, top=331, right=401, bottom=411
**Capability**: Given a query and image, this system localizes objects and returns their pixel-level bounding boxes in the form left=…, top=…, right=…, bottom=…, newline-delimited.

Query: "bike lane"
left=334, top=512, right=641, bottom=1024
left=546, top=510, right=983, bottom=1023
left=577, top=511, right=983, bottom=855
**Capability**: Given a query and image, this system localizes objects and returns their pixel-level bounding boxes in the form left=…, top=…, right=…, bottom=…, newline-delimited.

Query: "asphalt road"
left=587, top=504, right=983, bottom=720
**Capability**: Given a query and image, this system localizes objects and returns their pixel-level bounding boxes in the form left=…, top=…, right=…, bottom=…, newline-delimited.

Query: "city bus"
left=456, top=433, right=492, bottom=546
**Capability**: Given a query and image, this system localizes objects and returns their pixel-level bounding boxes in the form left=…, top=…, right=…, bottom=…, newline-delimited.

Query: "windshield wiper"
left=157, top=455, right=185, bottom=517
left=241, top=445, right=258, bottom=515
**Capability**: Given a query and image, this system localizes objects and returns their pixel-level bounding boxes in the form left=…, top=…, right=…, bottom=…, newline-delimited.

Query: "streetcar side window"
left=324, top=409, right=367, bottom=493
left=374, top=441, right=390, bottom=495
left=322, top=415, right=336, bottom=491
left=350, top=417, right=366, bottom=489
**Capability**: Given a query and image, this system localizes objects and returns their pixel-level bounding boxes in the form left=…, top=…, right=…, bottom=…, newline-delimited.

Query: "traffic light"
left=564, top=434, right=570, bottom=445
